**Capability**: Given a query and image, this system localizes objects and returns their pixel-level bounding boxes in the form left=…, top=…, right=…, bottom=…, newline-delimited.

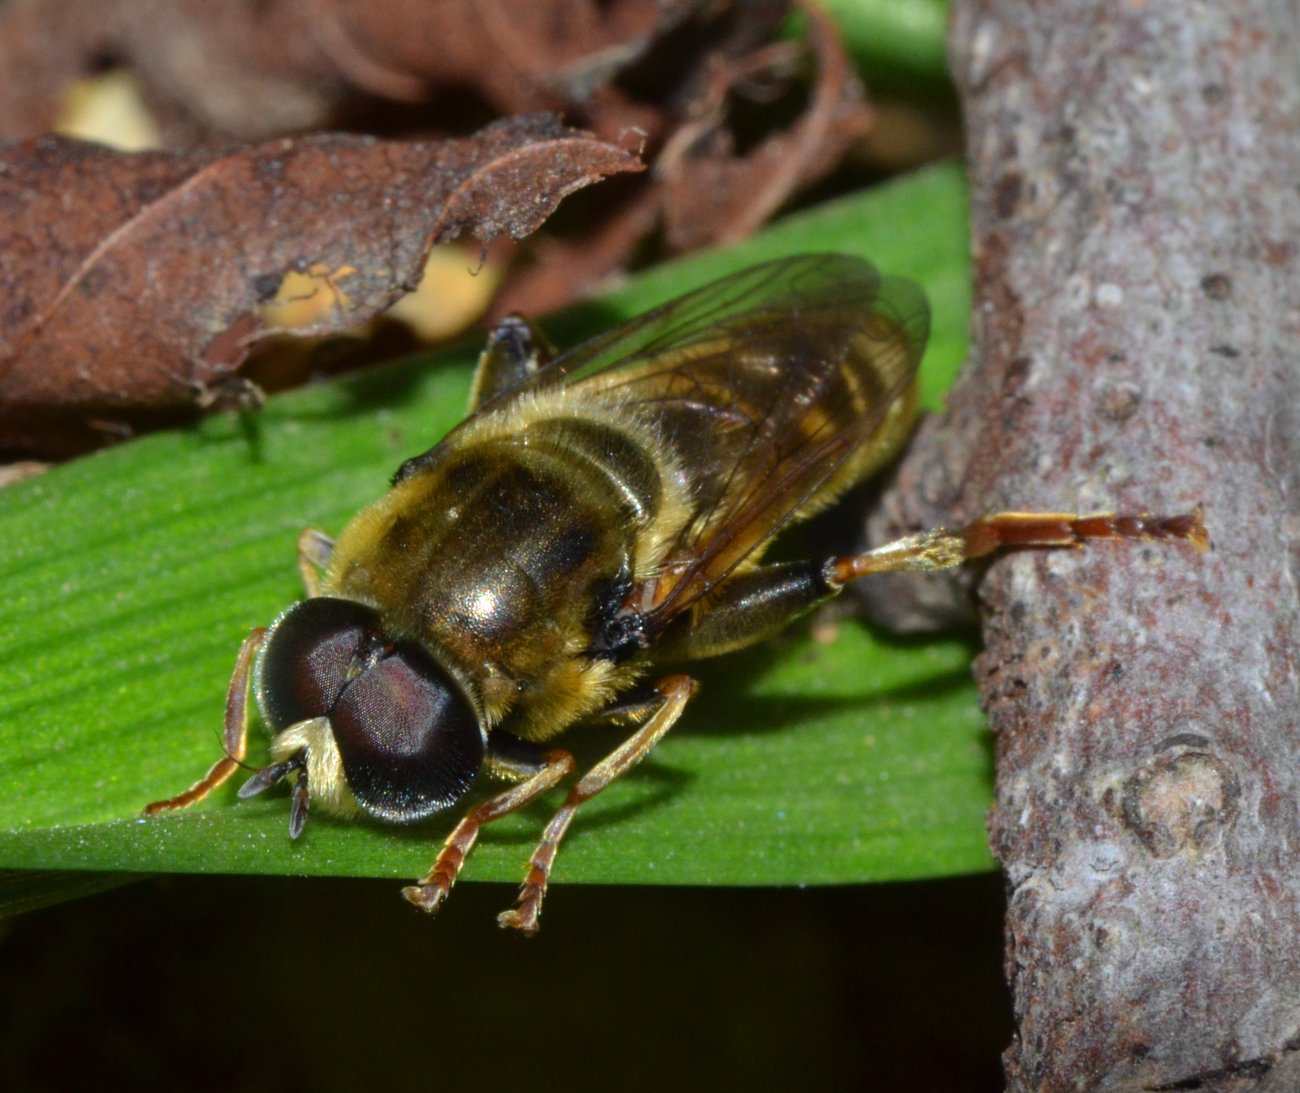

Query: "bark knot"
left=1120, top=739, right=1240, bottom=859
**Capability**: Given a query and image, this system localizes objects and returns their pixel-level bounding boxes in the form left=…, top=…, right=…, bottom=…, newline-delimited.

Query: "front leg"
left=498, top=674, right=698, bottom=936
left=296, top=528, right=334, bottom=597
left=143, top=627, right=267, bottom=814
left=402, top=743, right=576, bottom=917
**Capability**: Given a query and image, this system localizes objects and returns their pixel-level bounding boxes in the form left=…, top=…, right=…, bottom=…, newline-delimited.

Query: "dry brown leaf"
left=658, top=0, right=873, bottom=251
left=0, top=0, right=344, bottom=143
left=492, top=0, right=872, bottom=315
left=0, top=0, right=732, bottom=145
left=0, top=114, right=642, bottom=454
left=311, top=0, right=686, bottom=111
left=0, top=0, right=871, bottom=362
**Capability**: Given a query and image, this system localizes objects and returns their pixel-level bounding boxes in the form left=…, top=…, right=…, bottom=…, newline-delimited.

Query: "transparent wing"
left=470, top=254, right=930, bottom=630
left=604, top=258, right=928, bottom=627
left=476, top=256, right=897, bottom=406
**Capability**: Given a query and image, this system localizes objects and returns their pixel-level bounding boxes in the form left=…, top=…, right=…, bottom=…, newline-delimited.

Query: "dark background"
left=0, top=873, right=1007, bottom=1090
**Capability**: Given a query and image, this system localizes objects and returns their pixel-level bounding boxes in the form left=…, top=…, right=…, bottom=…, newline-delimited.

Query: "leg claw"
left=401, top=882, right=449, bottom=914
left=497, top=906, right=540, bottom=937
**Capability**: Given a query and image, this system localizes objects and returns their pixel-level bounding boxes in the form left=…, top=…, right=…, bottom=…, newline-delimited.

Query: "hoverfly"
left=145, top=254, right=1207, bottom=934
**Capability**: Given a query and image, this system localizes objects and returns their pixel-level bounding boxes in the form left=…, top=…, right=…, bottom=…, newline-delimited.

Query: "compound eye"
left=331, top=644, right=485, bottom=823
left=256, top=598, right=381, bottom=730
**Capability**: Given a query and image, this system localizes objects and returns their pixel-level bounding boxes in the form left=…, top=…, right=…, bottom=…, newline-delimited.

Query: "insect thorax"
left=321, top=408, right=687, bottom=731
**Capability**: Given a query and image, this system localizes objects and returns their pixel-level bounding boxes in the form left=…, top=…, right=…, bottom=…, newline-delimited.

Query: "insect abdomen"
left=519, top=416, right=665, bottom=527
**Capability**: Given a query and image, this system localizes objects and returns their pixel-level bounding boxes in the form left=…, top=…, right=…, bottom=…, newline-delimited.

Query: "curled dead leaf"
left=0, top=114, right=642, bottom=454
left=491, top=0, right=873, bottom=315
left=1, top=1, right=876, bottom=420
left=0, top=0, right=748, bottom=146
left=658, top=0, right=873, bottom=251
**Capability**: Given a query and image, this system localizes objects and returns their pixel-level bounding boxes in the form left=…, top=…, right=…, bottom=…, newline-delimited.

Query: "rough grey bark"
left=860, top=0, right=1300, bottom=1087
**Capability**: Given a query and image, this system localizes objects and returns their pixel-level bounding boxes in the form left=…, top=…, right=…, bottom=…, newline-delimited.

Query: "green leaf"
left=0, top=163, right=989, bottom=896
left=800, top=0, right=952, bottom=96
left=0, top=870, right=142, bottom=916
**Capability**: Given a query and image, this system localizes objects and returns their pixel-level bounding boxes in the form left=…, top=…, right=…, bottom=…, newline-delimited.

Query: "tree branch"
left=864, top=0, right=1300, bottom=1086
